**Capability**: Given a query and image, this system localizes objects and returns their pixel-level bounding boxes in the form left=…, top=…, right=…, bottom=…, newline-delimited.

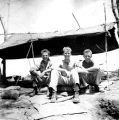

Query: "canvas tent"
left=0, top=22, right=119, bottom=77
left=0, top=0, right=119, bottom=77
left=0, top=0, right=118, bottom=58
left=0, top=22, right=118, bottom=59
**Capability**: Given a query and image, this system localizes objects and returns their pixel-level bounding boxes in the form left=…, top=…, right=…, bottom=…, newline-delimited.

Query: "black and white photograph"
left=0, top=0, right=119, bottom=120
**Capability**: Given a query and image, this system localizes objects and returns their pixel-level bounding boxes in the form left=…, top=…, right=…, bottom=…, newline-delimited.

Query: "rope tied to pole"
left=26, top=40, right=37, bottom=69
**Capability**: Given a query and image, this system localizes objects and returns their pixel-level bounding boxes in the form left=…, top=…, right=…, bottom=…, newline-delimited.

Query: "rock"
left=5, top=86, right=20, bottom=90
left=1, top=89, right=20, bottom=100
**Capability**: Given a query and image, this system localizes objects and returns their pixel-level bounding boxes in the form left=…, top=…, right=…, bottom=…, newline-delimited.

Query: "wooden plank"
left=32, top=101, right=87, bottom=120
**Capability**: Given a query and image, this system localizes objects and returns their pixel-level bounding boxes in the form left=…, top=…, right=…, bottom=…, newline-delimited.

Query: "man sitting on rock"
left=76, top=49, right=101, bottom=93
left=49, top=47, right=80, bottom=103
left=29, top=49, right=52, bottom=95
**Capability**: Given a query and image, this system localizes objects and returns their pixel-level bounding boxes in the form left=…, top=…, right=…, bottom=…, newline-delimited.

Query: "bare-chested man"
left=49, top=47, right=80, bottom=103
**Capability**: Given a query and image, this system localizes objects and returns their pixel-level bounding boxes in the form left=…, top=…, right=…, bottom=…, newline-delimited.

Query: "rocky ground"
left=0, top=75, right=119, bottom=120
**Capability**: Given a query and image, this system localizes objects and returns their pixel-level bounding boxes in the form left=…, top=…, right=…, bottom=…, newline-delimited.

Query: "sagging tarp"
left=0, top=23, right=118, bottom=59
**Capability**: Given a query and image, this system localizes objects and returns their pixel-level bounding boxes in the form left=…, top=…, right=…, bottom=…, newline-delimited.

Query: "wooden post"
left=117, top=69, right=119, bottom=77
left=0, top=16, right=7, bottom=41
left=0, top=16, right=7, bottom=82
left=0, top=63, right=1, bottom=83
left=2, top=58, right=6, bottom=81
left=111, top=0, right=119, bottom=37
left=103, top=3, right=110, bottom=90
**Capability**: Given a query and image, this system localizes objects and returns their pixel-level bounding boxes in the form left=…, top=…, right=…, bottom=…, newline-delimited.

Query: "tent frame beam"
left=0, top=16, right=7, bottom=81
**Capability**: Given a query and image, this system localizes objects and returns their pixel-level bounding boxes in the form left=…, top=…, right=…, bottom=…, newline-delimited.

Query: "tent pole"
left=0, top=16, right=7, bottom=82
left=0, top=16, right=7, bottom=41
left=2, top=58, right=6, bottom=81
left=72, top=13, right=80, bottom=30
left=103, top=3, right=110, bottom=90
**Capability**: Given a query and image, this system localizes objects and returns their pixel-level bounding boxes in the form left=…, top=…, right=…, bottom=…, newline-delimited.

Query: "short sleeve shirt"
left=37, top=59, right=52, bottom=72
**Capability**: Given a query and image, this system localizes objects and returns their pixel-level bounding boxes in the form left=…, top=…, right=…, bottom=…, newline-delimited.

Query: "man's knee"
left=71, top=69, right=80, bottom=83
left=71, top=69, right=77, bottom=74
left=71, top=69, right=79, bottom=78
left=51, top=69, right=60, bottom=76
left=30, top=70, right=38, bottom=77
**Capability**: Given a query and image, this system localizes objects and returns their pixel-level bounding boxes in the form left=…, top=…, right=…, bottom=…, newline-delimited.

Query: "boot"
left=32, top=80, right=39, bottom=95
left=72, top=83, right=80, bottom=103
left=30, top=86, right=38, bottom=97
left=94, top=85, right=100, bottom=92
left=34, top=86, right=38, bottom=95
left=49, top=87, right=57, bottom=103
left=47, top=87, right=52, bottom=98
left=89, top=85, right=95, bottom=93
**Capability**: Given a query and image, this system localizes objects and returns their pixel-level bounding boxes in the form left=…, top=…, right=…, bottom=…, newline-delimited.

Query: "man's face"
left=83, top=52, right=92, bottom=62
left=63, top=51, right=71, bottom=59
left=42, top=52, right=49, bottom=61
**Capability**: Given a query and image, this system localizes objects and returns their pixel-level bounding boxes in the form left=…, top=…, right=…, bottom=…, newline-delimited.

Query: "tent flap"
left=0, top=22, right=115, bottom=50
left=0, top=22, right=118, bottom=59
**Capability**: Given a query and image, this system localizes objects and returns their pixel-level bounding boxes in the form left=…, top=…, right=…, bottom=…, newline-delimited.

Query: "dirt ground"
left=0, top=75, right=119, bottom=120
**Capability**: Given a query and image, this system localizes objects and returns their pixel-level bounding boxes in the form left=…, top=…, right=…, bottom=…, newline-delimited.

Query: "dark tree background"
left=111, top=0, right=119, bottom=36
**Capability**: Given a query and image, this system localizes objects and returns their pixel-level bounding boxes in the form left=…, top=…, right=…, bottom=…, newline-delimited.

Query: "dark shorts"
left=79, top=70, right=101, bottom=88
left=31, top=71, right=51, bottom=88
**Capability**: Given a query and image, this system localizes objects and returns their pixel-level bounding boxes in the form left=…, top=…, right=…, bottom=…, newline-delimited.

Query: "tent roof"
left=0, top=22, right=115, bottom=50
left=0, top=22, right=118, bottom=59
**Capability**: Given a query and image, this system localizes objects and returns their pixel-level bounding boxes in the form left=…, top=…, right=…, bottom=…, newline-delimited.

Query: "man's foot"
left=34, top=86, right=39, bottom=95
left=49, top=87, right=57, bottom=103
left=47, top=87, right=52, bottom=98
left=80, top=85, right=89, bottom=94
left=29, top=89, right=37, bottom=97
left=94, top=85, right=100, bottom=92
left=89, top=85, right=100, bottom=93
left=72, top=97, right=80, bottom=103
left=51, top=96, right=57, bottom=103
left=73, top=84, right=80, bottom=103
left=72, top=92, right=80, bottom=104
left=29, top=92, right=35, bottom=97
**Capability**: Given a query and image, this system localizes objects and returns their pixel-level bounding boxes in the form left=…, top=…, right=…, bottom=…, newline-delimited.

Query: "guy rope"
left=26, top=33, right=37, bottom=69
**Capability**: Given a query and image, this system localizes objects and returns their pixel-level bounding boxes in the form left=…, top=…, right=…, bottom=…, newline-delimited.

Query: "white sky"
left=0, top=0, right=115, bottom=34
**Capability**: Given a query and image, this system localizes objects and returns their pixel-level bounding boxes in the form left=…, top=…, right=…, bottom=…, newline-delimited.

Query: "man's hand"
left=39, top=71, right=45, bottom=77
left=61, top=70, right=71, bottom=77
left=39, top=69, right=52, bottom=77
left=29, top=67, right=37, bottom=74
left=30, top=67, right=36, bottom=72
left=82, top=69, right=89, bottom=73
left=78, top=67, right=89, bottom=74
left=87, top=68, right=99, bottom=72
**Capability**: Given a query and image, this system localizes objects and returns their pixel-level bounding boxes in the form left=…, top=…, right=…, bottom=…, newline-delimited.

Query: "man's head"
left=83, top=49, right=92, bottom=62
left=41, top=49, right=50, bottom=61
left=63, top=47, right=72, bottom=60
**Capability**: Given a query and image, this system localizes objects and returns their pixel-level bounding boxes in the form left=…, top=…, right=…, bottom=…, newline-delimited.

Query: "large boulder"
left=1, top=86, right=20, bottom=100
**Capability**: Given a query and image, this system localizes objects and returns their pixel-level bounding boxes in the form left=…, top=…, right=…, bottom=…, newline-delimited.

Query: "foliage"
left=98, top=98, right=119, bottom=120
